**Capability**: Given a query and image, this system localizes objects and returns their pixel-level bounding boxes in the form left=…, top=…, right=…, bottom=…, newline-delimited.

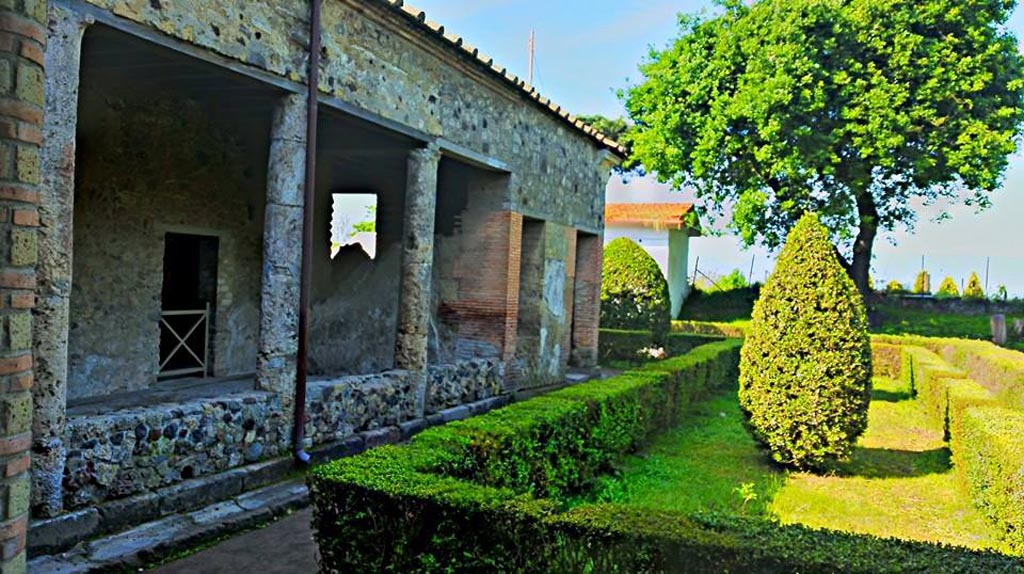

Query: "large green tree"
left=624, top=0, right=1024, bottom=296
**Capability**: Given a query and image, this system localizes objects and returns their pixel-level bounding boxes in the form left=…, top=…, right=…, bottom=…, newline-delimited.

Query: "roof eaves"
left=377, top=0, right=628, bottom=158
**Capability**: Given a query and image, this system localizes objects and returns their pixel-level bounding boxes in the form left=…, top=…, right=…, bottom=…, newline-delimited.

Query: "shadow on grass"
left=871, top=388, right=915, bottom=403
left=839, top=446, right=951, bottom=479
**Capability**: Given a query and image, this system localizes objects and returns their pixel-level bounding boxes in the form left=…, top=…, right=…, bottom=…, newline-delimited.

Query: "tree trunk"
left=851, top=192, right=878, bottom=301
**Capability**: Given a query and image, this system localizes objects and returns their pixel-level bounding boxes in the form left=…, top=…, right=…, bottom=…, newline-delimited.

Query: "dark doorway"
left=159, top=233, right=219, bottom=378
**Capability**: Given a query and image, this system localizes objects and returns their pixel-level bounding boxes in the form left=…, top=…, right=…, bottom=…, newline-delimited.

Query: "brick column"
left=0, top=1, right=47, bottom=571
left=395, top=144, right=439, bottom=415
left=570, top=233, right=602, bottom=367
left=257, top=94, right=307, bottom=418
left=31, top=3, right=88, bottom=519
left=453, top=207, right=522, bottom=363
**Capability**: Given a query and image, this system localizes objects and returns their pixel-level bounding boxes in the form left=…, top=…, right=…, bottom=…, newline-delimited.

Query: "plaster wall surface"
left=69, top=94, right=267, bottom=399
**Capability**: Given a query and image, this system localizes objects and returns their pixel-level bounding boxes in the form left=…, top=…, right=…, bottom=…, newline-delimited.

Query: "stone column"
left=31, top=4, right=88, bottom=519
left=257, top=94, right=307, bottom=419
left=0, top=1, right=47, bottom=570
left=395, top=144, right=440, bottom=415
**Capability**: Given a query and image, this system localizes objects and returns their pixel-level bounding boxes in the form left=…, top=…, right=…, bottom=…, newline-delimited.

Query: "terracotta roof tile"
left=605, top=203, right=700, bottom=233
left=378, top=0, right=627, bottom=158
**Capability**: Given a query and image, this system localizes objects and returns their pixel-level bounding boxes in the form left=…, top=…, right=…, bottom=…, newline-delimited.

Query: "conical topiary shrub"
left=600, top=237, right=671, bottom=342
left=739, top=214, right=872, bottom=470
left=964, top=272, right=984, bottom=299
left=913, top=271, right=931, bottom=295
left=936, top=276, right=960, bottom=298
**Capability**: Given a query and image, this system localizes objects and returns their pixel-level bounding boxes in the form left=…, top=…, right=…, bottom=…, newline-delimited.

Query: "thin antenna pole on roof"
left=528, top=30, right=536, bottom=85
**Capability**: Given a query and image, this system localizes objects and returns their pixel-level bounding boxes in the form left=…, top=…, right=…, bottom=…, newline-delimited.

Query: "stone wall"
left=68, top=93, right=266, bottom=399
left=62, top=391, right=288, bottom=509
left=61, top=359, right=502, bottom=508
left=77, top=0, right=609, bottom=232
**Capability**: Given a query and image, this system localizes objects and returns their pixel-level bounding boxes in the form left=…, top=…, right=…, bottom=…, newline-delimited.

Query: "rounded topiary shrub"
left=601, top=237, right=670, bottom=342
left=886, top=280, right=906, bottom=294
left=739, top=214, right=872, bottom=471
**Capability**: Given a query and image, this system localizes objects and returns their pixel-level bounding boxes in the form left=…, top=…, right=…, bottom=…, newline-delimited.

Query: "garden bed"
left=308, top=339, right=1024, bottom=573
left=585, top=377, right=1005, bottom=553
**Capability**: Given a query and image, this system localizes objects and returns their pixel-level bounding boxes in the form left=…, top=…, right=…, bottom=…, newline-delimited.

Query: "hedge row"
left=875, top=334, right=1024, bottom=411
left=309, top=340, right=1021, bottom=573
left=956, top=406, right=1024, bottom=553
left=598, top=328, right=723, bottom=363
left=895, top=342, right=1024, bottom=553
left=671, top=319, right=749, bottom=338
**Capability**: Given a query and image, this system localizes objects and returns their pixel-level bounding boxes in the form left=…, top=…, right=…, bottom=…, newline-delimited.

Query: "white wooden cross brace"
left=159, top=314, right=207, bottom=371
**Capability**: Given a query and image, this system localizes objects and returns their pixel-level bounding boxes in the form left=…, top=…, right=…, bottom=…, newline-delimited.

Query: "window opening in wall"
left=330, top=193, right=378, bottom=260
left=159, top=233, right=218, bottom=379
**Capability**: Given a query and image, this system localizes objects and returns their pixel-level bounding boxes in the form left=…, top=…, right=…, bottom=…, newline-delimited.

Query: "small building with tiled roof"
left=605, top=203, right=703, bottom=318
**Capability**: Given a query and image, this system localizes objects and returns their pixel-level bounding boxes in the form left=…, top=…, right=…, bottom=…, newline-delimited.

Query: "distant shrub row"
left=886, top=272, right=987, bottom=299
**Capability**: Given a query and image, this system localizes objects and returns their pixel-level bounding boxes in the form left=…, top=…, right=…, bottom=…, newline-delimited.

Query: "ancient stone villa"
left=0, top=0, right=623, bottom=569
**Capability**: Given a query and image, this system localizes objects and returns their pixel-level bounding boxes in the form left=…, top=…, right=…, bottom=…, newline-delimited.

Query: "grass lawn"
left=589, top=377, right=1009, bottom=554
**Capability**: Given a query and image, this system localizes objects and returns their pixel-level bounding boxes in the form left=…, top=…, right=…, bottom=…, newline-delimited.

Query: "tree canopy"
left=624, top=0, right=1024, bottom=295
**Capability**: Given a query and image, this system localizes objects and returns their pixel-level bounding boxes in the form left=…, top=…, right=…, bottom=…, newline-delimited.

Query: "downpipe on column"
left=293, top=0, right=321, bottom=466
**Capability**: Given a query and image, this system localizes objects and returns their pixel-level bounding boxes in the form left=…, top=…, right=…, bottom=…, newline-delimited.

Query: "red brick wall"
left=0, top=2, right=45, bottom=571
left=571, top=232, right=601, bottom=367
left=446, top=208, right=523, bottom=363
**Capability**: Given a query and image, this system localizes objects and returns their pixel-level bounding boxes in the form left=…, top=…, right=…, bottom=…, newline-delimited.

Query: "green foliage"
left=697, top=268, right=750, bottom=292
left=309, top=339, right=1022, bottom=572
left=886, top=280, right=907, bottom=294
left=680, top=284, right=759, bottom=322
left=577, top=114, right=632, bottom=147
left=624, top=0, right=1024, bottom=294
left=937, top=276, right=961, bottom=298
left=957, top=406, right=1024, bottom=553
left=964, top=272, right=985, bottom=299
left=914, top=271, right=932, bottom=295
left=996, top=285, right=1009, bottom=301
left=350, top=205, right=377, bottom=235
left=886, top=340, right=1024, bottom=552
left=739, top=214, right=872, bottom=470
left=600, top=238, right=671, bottom=341
left=598, top=329, right=723, bottom=364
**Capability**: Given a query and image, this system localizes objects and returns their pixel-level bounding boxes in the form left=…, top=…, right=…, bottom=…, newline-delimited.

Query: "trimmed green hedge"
left=891, top=339, right=1024, bottom=553
left=875, top=334, right=1024, bottom=411
left=598, top=328, right=723, bottom=363
left=957, top=406, right=1024, bottom=553
left=309, top=339, right=1021, bottom=573
left=672, top=319, right=749, bottom=338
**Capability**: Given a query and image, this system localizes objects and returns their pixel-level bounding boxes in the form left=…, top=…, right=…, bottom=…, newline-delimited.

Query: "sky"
left=411, top=0, right=1024, bottom=296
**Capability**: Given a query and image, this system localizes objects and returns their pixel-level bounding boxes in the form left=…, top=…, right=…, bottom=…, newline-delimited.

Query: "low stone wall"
left=425, top=359, right=503, bottom=414
left=63, top=392, right=289, bottom=510
left=62, top=360, right=504, bottom=509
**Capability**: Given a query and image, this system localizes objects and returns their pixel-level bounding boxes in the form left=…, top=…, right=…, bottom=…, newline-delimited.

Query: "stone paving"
left=148, top=508, right=317, bottom=574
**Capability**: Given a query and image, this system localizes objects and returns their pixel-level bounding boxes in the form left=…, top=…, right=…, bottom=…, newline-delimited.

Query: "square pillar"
left=32, top=4, right=89, bottom=518
left=257, top=94, right=307, bottom=417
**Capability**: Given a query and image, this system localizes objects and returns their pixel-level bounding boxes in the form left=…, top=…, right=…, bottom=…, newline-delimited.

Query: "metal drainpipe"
left=294, top=0, right=321, bottom=465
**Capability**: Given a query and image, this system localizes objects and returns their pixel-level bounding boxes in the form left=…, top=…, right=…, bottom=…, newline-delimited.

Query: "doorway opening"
left=159, top=233, right=219, bottom=378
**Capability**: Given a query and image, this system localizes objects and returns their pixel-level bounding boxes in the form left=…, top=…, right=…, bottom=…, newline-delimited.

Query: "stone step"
left=29, top=480, right=309, bottom=574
